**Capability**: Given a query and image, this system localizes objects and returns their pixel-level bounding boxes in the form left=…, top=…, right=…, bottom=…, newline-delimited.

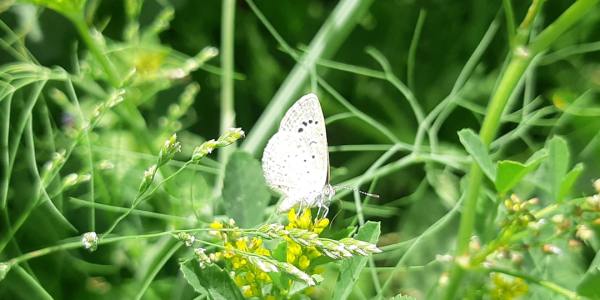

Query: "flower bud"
left=217, top=128, right=245, bottom=147
left=191, top=139, right=218, bottom=163
left=82, top=232, right=99, bottom=252
left=157, top=134, right=181, bottom=166
left=139, top=164, right=157, bottom=194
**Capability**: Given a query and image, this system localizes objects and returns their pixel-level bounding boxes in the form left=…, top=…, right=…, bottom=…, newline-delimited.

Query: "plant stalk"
left=213, top=0, right=237, bottom=198
left=444, top=0, right=598, bottom=298
left=71, top=15, right=120, bottom=87
left=242, top=0, right=375, bottom=156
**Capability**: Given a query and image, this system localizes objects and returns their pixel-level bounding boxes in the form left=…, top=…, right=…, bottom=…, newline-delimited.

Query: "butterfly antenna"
left=334, top=185, right=380, bottom=198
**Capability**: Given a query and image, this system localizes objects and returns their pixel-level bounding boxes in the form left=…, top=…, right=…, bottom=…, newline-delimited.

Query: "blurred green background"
left=1, top=0, right=600, bottom=299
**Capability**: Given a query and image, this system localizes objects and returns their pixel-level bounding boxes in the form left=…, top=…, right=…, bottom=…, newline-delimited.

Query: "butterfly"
left=262, top=93, right=334, bottom=217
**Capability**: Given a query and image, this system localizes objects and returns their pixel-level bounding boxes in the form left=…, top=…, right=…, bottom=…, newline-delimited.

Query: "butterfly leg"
left=316, top=205, right=322, bottom=220
left=296, top=201, right=304, bottom=219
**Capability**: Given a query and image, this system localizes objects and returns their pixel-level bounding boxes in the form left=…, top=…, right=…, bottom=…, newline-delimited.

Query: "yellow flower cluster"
left=209, top=220, right=272, bottom=298
left=285, top=208, right=329, bottom=271
left=489, top=273, right=528, bottom=300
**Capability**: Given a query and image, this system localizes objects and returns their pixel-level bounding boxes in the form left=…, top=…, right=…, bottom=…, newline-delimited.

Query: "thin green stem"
left=101, top=161, right=193, bottom=239
left=444, top=1, right=598, bottom=298
left=70, top=15, right=120, bottom=86
left=68, top=197, right=190, bottom=222
left=213, top=0, right=237, bottom=200
left=407, top=9, right=426, bottom=91
left=218, top=0, right=236, bottom=152
left=65, top=79, right=96, bottom=231
left=3, top=81, right=45, bottom=208
left=4, top=227, right=256, bottom=268
left=503, top=0, right=516, bottom=48
left=530, top=0, right=598, bottom=54
left=242, top=0, right=375, bottom=156
left=488, top=267, right=580, bottom=299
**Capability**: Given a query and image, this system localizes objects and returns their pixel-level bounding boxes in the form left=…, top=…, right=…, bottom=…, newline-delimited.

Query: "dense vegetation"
left=1, top=0, right=600, bottom=299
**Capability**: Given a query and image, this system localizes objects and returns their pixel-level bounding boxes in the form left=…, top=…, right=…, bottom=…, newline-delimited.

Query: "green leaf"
left=546, top=136, right=570, bottom=202
left=495, top=150, right=546, bottom=194
left=391, top=295, right=417, bottom=300
left=577, top=251, right=600, bottom=299
left=332, top=221, right=381, bottom=300
left=222, top=151, right=270, bottom=227
left=426, top=164, right=459, bottom=207
left=180, top=262, right=244, bottom=300
left=180, top=261, right=208, bottom=295
left=558, top=163, right=584, bottom=201
left=458, top=129, right=495, bottom=181
left=135, top=238, right=181, bottom=300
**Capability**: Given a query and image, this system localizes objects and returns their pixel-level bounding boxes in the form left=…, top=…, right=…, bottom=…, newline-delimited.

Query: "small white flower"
left=144, top=165, right=157, bottom=179
left=436, top=254, right=454, bottom=263
left=63, top=173, right=79, bottom=187
left=542, top=244, right=562, bottom=255
left=82, top=232, right=99, bottom=252
left=0, top=262, right=11, bottom=281
left=594, top=179, right=600, bottom=193
left=576, top=224, right=594, bottom=241
left=551, top=214, right=565, bottom=224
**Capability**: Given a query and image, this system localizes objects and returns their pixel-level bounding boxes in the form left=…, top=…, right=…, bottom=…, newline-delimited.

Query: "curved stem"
left=489, top=267, right=580, bottom=299
left=70, top=15, right=120, bottom=86
left=242, top=0, right=375, bottom=156
left=444, top=0, right=599, bottom=298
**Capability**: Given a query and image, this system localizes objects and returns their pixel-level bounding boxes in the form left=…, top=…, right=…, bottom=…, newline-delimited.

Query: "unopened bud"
left=82, top=232, right=99, bottom=252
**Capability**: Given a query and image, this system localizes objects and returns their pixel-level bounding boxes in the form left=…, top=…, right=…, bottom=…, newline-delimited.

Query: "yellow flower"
left=287, top=209, right=298, bottom=228
left=236, top=238, right=249, bottom=252
left=298, top=209, right=312, bottom=229
left=490, top=273, right=528, bottom=300
left=210, top=220, right=223, bottom=230
left=298, top=255, right=310, bottom=269
left=314, top=218, right=330, bottom=234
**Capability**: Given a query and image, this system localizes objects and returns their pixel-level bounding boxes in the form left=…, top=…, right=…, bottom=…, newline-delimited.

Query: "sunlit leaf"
left=458, top=128, right=495, bottom=181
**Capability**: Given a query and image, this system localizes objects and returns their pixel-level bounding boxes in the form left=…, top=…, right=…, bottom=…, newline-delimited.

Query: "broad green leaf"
left=495, top=150, right=546, bottom=194
left=426, top=164, right=459, bottom=207
left=332, top=221, right=381, bottom=300
left=458, top=129, right=495, bottom=181
left=181, top=262, right=244, bottom=300
left=558, top=163, right=584, bottom=201
left=180, top=261, right=208, bottom=295
left=269, top=242, right=291, bottom=290
left=222, top=151, right=270, bottom=227
left=135, top=238, right=181, bottom=300
left=577, top=250, right=600, bottom=299
left=546, top=136, right=570, bottom=202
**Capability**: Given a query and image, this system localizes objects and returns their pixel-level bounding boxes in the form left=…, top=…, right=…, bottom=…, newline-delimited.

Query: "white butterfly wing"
left=261, top=93, right=329, bottom=211
left=279, top=93, right=329, bottom=187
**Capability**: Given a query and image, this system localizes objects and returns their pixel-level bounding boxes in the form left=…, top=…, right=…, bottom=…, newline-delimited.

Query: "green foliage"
left=546, top=136, right=571, bottom=202
left=458, top=128, right=496, bottom=181
left=332, top=221, right=381, bottom=300
left=577, top=252, right=600, bottom=299
left=181, top=262, right=245, bottom=300
left=222, top=151, right=270, bottom=227
left=494, top=149, right=547, bottom=194
left=1, top=0, right=600, bottom=299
